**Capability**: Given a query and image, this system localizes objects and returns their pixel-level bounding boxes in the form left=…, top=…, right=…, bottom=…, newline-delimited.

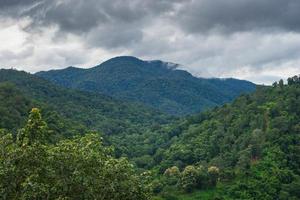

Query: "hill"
left=36, top=56, right=256, bottom=115
left=150, top=77, right=300, bottom=199
left=0, top=69, right=174, bottom=144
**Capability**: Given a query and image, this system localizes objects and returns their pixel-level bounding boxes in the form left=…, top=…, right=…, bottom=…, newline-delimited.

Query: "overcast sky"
left=0, top=0, right=300, bottom=84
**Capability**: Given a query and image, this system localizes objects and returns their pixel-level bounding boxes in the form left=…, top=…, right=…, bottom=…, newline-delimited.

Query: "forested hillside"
left=0, top=69, right=174, bottom=156
left=37, top=56, right=256, bottom=115
left=150, top=76, right=300, bottom=199
left=0, top=69, right=174, bottom=130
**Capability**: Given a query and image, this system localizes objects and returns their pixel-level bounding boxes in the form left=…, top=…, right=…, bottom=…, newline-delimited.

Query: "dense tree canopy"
left=150, top=76, right=300, bottom=199
left=0, top=109, right=149, bottom=200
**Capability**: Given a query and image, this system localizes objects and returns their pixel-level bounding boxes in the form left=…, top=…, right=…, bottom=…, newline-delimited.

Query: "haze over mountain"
left=37, top=56, right=256, bottom=115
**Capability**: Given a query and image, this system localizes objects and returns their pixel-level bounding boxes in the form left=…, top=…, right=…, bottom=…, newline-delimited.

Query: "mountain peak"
left=101, top=56, right=180, bottom=70
left=103, top=56, right=142, bottom=63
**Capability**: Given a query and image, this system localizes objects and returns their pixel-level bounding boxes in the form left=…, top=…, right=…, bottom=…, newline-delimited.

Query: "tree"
left=46, top=134, right=149, bottom=200
left=164, top=166, right=180, bottom=177
left=17, top=108, right=48, bottom=146
left=287, top=75, right=300, bottom=85
left=0, top=109, right=150, bottom=200
left=207, top=166, right=219, bottom=187
left=179, top=165, right=198, bottom=192
left=195, top=165, right=209, bottom=189
left=164, top=166, right=181, bottom=185
left=249, top=129, right=264, bottom=159
left=237, top=147, right=252, bottom=171
left=0, top=130, right=49, bottom=199
left=278, top=79, right=284, bottom=88
left=272, top=81, right=278, bottom=87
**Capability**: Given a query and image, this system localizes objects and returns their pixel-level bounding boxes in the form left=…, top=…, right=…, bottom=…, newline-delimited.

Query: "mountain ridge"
left=37, top=56, right=256, bottom=115
left=0, top=69, right=173, bottom=137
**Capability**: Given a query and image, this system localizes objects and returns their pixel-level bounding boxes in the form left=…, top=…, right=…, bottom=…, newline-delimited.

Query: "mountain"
left=0, top=69, right=174, bottom=141
left=36, top=56, right=256, bottom=115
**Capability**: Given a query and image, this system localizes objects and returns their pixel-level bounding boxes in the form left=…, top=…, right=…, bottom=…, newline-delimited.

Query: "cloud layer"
left=0, top=0, right=300, bottom=84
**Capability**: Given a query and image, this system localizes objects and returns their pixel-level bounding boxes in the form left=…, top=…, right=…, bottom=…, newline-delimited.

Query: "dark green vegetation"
left=0, top=69, right=174, bottom=157
left=37, top=56, right=255, bottom=115
left=0, top=108, right=148, bottom=199
left=1, top=66, right=300, bottom=199
left=149, top=76, right=300, bottom=199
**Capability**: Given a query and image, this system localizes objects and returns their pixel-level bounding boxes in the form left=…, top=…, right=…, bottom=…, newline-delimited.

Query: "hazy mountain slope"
left=0, top=69, right=174, bottom=138
left=37, top=56, right=256, bottom=115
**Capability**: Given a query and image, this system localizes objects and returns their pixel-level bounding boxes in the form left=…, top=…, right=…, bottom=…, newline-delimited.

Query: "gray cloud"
left=86, top=24, right=143, bottom=49
left=0, top=46, right=33, bottom=62
left=2, top=0, right=300, bottom=36
left=0, top=0, right=40, bottom=8
left=175, top=0, right=300, bottom=34
left=0, top=0, right=300, bottom=84
left=1, top=0, right=181, bottom=48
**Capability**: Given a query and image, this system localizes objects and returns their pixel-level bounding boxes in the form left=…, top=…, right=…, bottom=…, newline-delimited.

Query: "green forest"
left=1, top=69, right=300, bottom=200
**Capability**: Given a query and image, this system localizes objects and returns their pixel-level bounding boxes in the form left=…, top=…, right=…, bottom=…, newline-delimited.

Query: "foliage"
left=0, top=109, right=149, bottom=200
left=154, top=76, right=300, bottom=199
left=0, top=82, right=31, bottom=132
left=164, top=166, right=181, bottom=186
left=180, top=165, right=199, bottom=192
left=0, top=69, right=174, bottom=157
left=17, top=108, right=49, bottom=145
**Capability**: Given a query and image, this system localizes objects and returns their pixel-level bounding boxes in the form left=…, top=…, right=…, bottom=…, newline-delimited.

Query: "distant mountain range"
left=37, top=56, right=256, bottom=115
left=36, top=56, right=255, bottom=115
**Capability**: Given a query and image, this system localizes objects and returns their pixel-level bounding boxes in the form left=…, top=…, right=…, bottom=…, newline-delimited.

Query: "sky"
left=0, top=0, right=300, bottom=84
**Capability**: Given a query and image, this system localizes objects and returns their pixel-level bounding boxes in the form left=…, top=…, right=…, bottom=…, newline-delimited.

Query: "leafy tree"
left=279, top=79, right=284, bottom=88
left=0, top=109, right=149, bottom=200
left=179, top=165, right=198, bottom=192
left=164, top=166, right=181, bottom=185
left=17, top=108, right=48, bottom=146
left=207, top=166, right=220, bottom=187
left=249, top=129, right=264, bottom=159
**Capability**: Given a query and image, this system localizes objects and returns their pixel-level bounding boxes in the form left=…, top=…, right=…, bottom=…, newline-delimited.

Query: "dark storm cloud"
left=175, top=0, right=300, bottom=34
left=0, top=0, right=181, bottom=48
left=86, top=23, right=143, bottom=49
left=0, top=0, right=40, bottom=8
left=1, top=0, right=300, bottom=84
left=0, top=0, right=43, bottom=16
left=2, top=0, right=300, bottom=36
left=36, top=0, right=177, bottom=33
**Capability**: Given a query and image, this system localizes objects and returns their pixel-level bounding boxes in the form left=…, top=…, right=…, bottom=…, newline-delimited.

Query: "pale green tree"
left=17, top=108, right=48, bottom=146
left=179, top=165, right=198, bottom=192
